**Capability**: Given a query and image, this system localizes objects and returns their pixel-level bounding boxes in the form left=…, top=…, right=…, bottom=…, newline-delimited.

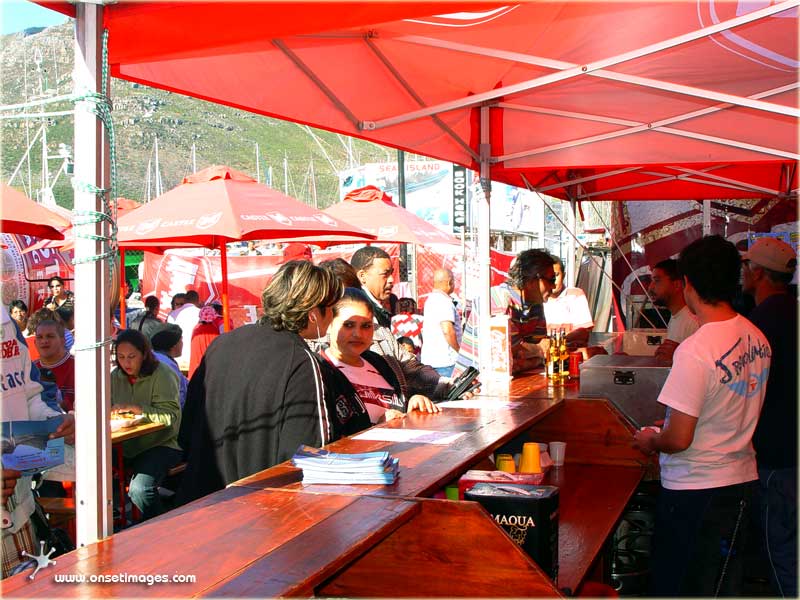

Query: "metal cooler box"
left=579, top=355, right=670, bottom=428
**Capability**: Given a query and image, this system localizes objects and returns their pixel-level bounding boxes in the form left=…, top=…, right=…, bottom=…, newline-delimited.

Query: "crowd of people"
left=1, top=238, right=796, bottom=596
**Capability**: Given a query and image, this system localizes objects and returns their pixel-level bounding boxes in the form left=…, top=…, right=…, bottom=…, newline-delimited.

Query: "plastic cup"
left=549, top=441, right=566, bottom=467
left=496, top=453, right=516, bottom=473
left=519, top=442, right=542, bottom=474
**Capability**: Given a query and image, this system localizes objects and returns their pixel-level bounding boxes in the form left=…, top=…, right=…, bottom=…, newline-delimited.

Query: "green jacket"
left=111, top=362, right=182, bottom=458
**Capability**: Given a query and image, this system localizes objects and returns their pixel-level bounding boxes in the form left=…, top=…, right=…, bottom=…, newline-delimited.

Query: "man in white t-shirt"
left=421, top=268, right=462, bottom=377
left=544, top=258, right=593, bottom=349
left=634, top=235, right=770, bottom=597
left=647, top=258, right=700, bottom=364
left=167, top=289, right=201, bottom=371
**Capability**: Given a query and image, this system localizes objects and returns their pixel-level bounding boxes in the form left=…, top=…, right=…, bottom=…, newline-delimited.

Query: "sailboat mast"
left=255, top=142, right=261, bottom=183
left=154, top=137, right=162, bottom=196
left=191, top=143, right=197, bottom=173
left=310, top=158, right=317, bottom=209
left=146, top=157, right=152, bottom=202
left=283, top=153, right=289, bottom=195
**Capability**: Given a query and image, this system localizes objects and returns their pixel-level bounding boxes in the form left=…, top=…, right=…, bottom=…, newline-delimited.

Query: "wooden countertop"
left=233, top=395, right=562, bottom=497
left=1, top=488, right=419, bottom=598
left=3, top=374, right=643, bottom=598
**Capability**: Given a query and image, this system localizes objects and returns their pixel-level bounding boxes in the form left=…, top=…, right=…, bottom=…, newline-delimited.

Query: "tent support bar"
left=363, top=38, right=479, bottom=163
left=363, top=0, right=797, bottom=130
left=668, top=166, right=783, bottom=196
left=273, top=39, right=362, bottom=130
left=477, top=105, right=492, bottom=377
left=535, top=167, right=643, bottom=193
left=396, top=36, right=798, bottom=119
left=678, top=175, right=763, bottom=194
left=496, top=83, right=800, bottom=163
left=579, top=166, right=727, bottom=199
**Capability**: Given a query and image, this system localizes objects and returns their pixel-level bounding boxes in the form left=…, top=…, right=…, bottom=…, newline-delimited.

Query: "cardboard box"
left=458, top=470, right=546, bottom=500
left=489, top=315, right=512, bottom=379
left=465, top=483, right=559, bottom=581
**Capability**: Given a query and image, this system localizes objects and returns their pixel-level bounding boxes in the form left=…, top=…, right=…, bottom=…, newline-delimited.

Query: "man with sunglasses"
left=482, top=249, right=556, bottom=374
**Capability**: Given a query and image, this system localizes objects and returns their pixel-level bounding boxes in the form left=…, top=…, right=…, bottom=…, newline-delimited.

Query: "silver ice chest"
left=579, top=355, right=670, bottom=428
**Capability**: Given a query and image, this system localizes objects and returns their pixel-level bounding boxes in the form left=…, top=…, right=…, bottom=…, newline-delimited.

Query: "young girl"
left=319, top=288, right=439, bottom=424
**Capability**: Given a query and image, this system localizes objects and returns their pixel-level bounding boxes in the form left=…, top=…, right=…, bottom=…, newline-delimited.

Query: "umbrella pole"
left=119, top=248, right=126, bottom=329
left=220, top=242, right=231, bottom=331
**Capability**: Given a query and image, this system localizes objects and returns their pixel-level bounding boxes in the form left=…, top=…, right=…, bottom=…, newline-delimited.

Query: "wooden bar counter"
left=2, top=373, right=646, bottom=597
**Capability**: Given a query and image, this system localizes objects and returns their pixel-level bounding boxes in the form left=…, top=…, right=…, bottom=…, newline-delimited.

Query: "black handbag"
left=30, top=492, right=75, bottom=558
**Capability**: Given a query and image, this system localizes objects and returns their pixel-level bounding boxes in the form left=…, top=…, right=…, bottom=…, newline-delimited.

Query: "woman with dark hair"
left=44, top=276, right=74, bottom=311
left=319, top=258, right=361, bottom=289
left=178, top=260, right=367, bottom=505
left=8, top=300, right=28, bottom=332
left=111, top=329, right=181, bottom=521
left=320, top=288, right=439, bottom=424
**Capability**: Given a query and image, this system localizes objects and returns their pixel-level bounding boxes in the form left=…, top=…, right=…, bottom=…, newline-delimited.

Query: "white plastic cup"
left=549, top=441, right=566, bottom=467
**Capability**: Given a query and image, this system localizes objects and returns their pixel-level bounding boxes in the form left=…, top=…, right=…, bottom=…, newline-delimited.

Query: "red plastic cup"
left=569, top=352, right=583, bottom=378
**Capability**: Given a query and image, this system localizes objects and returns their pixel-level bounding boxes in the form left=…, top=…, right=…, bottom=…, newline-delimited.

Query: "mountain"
left=1, top=22, right=399, bottom=210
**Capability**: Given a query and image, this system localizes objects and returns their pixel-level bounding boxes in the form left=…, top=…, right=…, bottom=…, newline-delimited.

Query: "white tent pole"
left=478, top=105, right=492, bottom=376
left=73, top=1, right=113, bottom=545
left=363, top=0, right=799, bottom=130
left=567, top=199, right=577, bottom=287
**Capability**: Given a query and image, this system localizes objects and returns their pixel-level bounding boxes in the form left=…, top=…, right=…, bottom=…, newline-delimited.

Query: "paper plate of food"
left=110, top=412, right=146, bottom=431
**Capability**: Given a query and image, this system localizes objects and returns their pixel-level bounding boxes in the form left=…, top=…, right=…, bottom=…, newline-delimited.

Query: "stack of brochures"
left=292, top=445, right=399, bottom=484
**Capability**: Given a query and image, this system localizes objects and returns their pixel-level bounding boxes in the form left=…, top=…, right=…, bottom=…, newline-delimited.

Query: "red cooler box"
left=465, top=483, right=559, bottom=582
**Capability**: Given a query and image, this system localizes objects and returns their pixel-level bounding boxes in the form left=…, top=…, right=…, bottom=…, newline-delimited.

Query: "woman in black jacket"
left=178, top=261, right=369, bottom=504
left=318, top=288, right=439, bottom=424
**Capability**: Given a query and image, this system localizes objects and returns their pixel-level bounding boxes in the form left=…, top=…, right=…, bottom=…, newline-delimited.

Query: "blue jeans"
left=756, top=466, right=797, bottom=598
left=650, top=481, right=755, bottom=597
left=127, top=446, right=182, bottom=521
left=433, top=365, right=454, bottom=378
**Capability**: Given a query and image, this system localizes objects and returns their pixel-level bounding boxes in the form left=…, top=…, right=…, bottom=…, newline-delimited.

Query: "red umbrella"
left=323, top=186, right=461, bottom=247
left=1, top=183, right=71, bottom=240
left=22, top=198, right=200, bottom=328
left=117, top=165, right=375, bottom=329
left=24, top=197, right=143, bottom=253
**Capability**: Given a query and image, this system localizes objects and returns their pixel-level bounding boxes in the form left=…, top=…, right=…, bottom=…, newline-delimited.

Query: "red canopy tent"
left=36, top=0, right=796, bottom=544
left=38, top=1, right=798, bottom=199
left=117, top=165, right=375, bottom=329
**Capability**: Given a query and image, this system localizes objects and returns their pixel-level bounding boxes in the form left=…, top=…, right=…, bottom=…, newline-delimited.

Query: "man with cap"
left=634, top=235, right=771, bottom=596
left=151, top=323, right=189, bottom=409
left=742, top=236, right=798, bottom=597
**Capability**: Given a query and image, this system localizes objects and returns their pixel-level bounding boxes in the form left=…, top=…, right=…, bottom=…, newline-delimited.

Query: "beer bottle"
left=559, top=328, right=569, bottom=379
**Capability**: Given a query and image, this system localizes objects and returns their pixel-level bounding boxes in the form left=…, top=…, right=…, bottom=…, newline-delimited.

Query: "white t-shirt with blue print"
left=657, top=314, right=770, bottom=490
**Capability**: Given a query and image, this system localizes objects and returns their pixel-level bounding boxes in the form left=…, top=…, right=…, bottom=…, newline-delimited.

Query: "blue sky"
left=1, top=0, right=69, bottom=34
